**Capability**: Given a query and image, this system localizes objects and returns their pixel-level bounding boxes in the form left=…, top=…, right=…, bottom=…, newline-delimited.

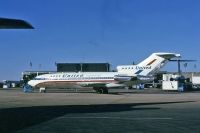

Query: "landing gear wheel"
left=39, top=87, right=46, bottom=93
left=102, top=88, right=108, bottom=94
left=93, top=87, right=108, bottom=94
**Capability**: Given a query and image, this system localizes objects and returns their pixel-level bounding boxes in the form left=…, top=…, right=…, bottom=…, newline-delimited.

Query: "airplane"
left=28, top=52, right=181, bottom=93
left=0, top=17, right=34, bottom=29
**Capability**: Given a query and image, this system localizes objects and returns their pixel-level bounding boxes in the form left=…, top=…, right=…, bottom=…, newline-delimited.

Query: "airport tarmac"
left=0, top=88, right=200, bottom=133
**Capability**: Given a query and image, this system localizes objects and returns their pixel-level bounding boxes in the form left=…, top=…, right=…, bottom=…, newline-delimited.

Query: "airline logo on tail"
left=134, top=59, right=157, bottom=74
left=146, top=59, right=157, bottom=66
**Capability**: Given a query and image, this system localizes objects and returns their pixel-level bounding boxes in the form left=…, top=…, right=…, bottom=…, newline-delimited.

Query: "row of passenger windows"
left=51, top=75, right=60, bottom=77
left=49, top=75, right=113, bottom=79
left=121, top=67, right=134, bottom=70
left=34, top=78, right=46, bottom=80
left=80, top=77, right=113, bottom=79
left=49, top=75, right=84, bottom=78
left=35, top=77, right=113, bottom=80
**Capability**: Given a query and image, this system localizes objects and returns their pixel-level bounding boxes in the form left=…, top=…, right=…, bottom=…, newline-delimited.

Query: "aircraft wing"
left=78, top=82, right=107, bottom=88
left=78, top=75, right=154, bottom=88
left=116, top=75, right=154, bottom=86
left=0, top=18, right=34, bottom=29
left=123, top=80, right=149, bottom=86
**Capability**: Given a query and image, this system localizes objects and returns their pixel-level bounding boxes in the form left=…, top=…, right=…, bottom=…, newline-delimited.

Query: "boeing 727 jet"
left=28, top=52, right=180, bottom=93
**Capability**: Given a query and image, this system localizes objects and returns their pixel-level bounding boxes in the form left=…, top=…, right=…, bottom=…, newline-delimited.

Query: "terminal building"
left=56, top=63, right=110, bottom=72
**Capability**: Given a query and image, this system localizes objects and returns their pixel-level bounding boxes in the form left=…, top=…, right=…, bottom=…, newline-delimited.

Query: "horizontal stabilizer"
left=155, top=53, right=181, bottom=59
left=0, top=18, right=34, bottom=29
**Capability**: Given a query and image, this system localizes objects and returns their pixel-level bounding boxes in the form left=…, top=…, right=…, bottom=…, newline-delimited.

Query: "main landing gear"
left=93, top=87, right=108, bottom=94
left=39, top=87, right=46, bottom=93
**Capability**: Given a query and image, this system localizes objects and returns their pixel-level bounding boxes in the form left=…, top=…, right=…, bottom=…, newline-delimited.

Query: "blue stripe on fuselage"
left=135, top=70, right=143, bottom=74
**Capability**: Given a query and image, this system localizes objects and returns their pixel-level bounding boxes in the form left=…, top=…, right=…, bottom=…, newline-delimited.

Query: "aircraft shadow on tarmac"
left=0, top=101, right=195, bottom=133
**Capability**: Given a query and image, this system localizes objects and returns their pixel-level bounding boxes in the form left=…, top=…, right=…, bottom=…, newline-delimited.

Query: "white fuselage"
left=28, top=72, right=121, bottom=88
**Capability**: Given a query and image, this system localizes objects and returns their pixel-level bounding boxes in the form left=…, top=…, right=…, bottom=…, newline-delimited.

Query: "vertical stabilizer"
left=137, top=53, right=181, bottom=76
left=117, top=52, right=180, bottom=76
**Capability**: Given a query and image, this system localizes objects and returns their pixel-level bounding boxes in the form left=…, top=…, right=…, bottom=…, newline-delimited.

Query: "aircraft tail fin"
left=137, top=52, right=181, bottom=76
left=117, top=52, right=180, bottom=76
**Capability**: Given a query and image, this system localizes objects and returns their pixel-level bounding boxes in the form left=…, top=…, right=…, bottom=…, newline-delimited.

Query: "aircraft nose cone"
left=28, top=80, right=35, bottom=87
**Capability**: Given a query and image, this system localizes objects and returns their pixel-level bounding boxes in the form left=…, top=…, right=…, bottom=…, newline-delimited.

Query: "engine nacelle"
left=114, top=75, right=132, bottom=82
left=105, top=83, right=125, bottom=88
left=136, top=75, right=154, bottom=81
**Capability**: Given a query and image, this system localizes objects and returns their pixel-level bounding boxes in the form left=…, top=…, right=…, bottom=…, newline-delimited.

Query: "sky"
left=0, top=0, right=200, bottom=80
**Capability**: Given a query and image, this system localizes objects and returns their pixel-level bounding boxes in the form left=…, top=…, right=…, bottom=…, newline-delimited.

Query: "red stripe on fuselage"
left=38, top=79, right=115, bottom=82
